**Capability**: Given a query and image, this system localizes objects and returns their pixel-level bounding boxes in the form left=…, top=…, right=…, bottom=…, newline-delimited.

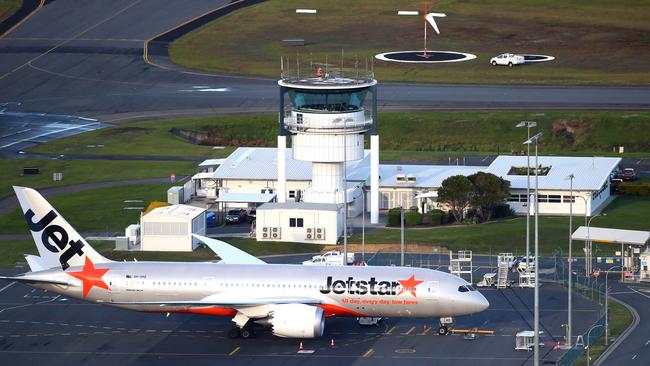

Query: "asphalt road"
left=0, top=0, right=649, bottom=125
left=595, top=280, right=650, bottom=365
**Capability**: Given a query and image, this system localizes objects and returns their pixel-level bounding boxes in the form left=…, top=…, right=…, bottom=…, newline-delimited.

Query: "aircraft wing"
left=111, top=295, right=322, bottom=307
left=193, top=234, right=266, bottom=265
left=0, top=274, right=76, bottom=286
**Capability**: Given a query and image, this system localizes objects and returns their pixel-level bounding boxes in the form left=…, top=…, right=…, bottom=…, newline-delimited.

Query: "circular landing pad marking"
left=375, top=50, right=477, bottom=63
left=520, top=54, right=555, bottom=63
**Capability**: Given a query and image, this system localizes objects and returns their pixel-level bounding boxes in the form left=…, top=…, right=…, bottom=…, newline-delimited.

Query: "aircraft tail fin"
left=13, top=186, right=111, bottom=271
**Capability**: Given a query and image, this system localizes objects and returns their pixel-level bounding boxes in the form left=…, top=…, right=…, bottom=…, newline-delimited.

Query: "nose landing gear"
left=438, top=316, right=454, bottom=336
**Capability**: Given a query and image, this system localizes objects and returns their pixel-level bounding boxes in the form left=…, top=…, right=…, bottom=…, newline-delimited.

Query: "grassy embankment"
left=349, top=196, right=650, bottom=257
left=27, top=112, right=650, bottom=160
left=170, top=0, right=650, bottom=85
left=0, top=159, right=197, bottom=198
left=0, top=0, right=21, bottom=23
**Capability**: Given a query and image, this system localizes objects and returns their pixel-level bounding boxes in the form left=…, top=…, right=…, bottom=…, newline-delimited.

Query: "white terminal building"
left=190, top=76, right=622, bottom=245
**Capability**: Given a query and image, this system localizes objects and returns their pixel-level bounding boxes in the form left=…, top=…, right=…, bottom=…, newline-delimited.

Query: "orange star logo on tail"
left=397, top=275, right=423, bottom=297
left=67, top=257, right=110, bottom=297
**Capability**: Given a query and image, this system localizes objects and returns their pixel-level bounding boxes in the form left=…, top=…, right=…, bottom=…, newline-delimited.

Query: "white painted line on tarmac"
left=0, top=282, right=16, bottom=293
left=645, top=339, right=650, bottom=346
left=0, top=121, right=99, bottom=149
left=632, top=354, right=637, bottom=360
left=0, top=128, right=31, bottom=138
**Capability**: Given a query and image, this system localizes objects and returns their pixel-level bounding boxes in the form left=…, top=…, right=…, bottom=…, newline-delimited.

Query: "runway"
left=0, top=254, right=603, bottom=366
left=0, top=0, right=649, bottom=125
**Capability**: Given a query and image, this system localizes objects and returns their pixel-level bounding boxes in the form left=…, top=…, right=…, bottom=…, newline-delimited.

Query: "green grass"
left=0, top=0, right=21, bottom=23
left=0, top=238, right=321, bottom=268
left=169, top=0, right=650, bottom=85
left=26, top=112, right=650, bottom=159
left=0, top=184, right=175, bottom=234
left=349, top=196, right=650, bottom=256
left=573, top=299, right=632, bottom=366
left=0, top=158, right=197, bottom=198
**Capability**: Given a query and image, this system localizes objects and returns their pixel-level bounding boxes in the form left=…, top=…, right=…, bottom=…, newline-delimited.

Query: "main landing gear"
left=228, top=323, right=255, bottom=339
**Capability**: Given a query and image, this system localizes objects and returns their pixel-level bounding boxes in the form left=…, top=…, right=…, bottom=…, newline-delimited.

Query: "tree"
left=437, top=175, right=474, bottom=223
left=468, top=172, right=511, bottom=221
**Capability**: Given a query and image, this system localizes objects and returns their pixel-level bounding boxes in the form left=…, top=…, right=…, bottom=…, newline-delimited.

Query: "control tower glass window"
left=289, top=90, right=367, bottom=112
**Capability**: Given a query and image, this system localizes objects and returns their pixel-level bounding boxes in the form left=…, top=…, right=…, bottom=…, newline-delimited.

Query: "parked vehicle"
left=225, top=208, right=247, bottom=224
left=490, top=53, right=525, bottom=67
left=622, top=168, right=637, bottom=181
left=247, top=208, right=257, bottom=221
left=206, top=211, right=218, bottom=227
left=610, top=178, right=623, bottom=192
left=357, top=317, right=383, bottom=326
left=302, top=250, right=355, bottom=266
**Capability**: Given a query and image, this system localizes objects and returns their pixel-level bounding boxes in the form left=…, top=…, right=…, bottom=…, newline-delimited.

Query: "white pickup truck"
left=490, top=53, right=525, bottom=67
left=302, top=250, right=355, bottom=266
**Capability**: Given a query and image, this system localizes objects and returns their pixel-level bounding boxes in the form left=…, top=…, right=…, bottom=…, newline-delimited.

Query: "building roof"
left=216, top=192, right=276, bottom=204
left=144, top=204, right=205, bottom=221
left=379, top=164, right=482, bottom=188
left=259, top=202, right=341, bottom=211
left=571, top=226, right=650, bottom=245
left=211, top=147, right=370, bottom=182
left=485, top=156, right=621, bottom=191
left=199, top=159, right=225, bottom=167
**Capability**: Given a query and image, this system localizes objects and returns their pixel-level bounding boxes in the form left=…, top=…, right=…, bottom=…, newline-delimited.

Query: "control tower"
left=277, top=74, right=380, bottom=224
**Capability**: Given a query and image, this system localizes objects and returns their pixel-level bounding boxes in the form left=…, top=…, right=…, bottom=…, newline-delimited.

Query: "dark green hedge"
left=619, top=183, right=650, bottom=196
left=404, top=210, right=422, bottom=226
left=428, top=209, right=444, bottom=226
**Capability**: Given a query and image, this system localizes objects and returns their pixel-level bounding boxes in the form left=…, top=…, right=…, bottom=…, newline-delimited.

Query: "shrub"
left=492, top=204, right=514, bottom=218
left=387, top=208, right=402, bottom=227
left=619, top=183, right=650, bottom=196
left=428, top=209, right=444, bottom=226
left=404, top=210, right=422, bottom=226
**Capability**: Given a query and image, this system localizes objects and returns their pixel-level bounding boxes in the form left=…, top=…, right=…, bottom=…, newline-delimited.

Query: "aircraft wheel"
left=438, top=325, right=449, bottom=336
left=228, top=327, right=241, bottom=339
left=508, top=62, right=513, bottom=67
left=491, top=61, right=497, bottom=66
left=240, top=327, right=254, bottom=339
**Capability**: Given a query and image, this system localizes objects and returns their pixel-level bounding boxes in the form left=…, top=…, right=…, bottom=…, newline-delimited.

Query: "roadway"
left=0, top=0, right=649, bottom=127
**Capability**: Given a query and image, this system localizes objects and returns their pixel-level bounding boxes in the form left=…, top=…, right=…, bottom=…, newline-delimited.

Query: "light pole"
left=586, top=213, right=606, bottom=276
left=516, top=121, right=537, bottom=274
left=585, top=324, right=603, bottom=366
left=400, top=206, right=405, bottom=266
left=604, top=265, right=620, bottom=346
left=524, top=131, right=542, bottom=366
left=565, top=173, right=575, bottom=347
left=362, top=187, right=366, bottom=263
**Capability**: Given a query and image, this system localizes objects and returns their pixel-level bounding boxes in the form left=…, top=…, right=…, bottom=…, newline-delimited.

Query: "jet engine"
left=268, top=304, right=324, bottom=338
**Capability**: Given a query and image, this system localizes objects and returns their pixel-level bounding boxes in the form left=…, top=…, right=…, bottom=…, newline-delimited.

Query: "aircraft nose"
left=473, top=292, right=490, bottom=313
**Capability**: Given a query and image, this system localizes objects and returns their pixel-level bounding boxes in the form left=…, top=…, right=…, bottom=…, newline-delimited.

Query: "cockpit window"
left=458, top=285, right=476, bottom=292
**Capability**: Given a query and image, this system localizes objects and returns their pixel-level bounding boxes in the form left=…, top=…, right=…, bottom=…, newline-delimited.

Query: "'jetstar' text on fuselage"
left=320, top=276, right=401, bottom=295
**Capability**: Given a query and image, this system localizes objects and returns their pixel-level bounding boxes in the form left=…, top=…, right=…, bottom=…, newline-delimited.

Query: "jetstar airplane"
left=0, top=187, right=489, bottom=338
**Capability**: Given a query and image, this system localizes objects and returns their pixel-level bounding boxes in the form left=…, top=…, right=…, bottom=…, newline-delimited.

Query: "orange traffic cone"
left=330, top=338, right=335, bottom=347
left=299, top=342, right=304, bottom=350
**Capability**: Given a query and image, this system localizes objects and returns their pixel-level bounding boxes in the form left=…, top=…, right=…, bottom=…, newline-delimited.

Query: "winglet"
left=192, top=234, right=265, bottom=265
